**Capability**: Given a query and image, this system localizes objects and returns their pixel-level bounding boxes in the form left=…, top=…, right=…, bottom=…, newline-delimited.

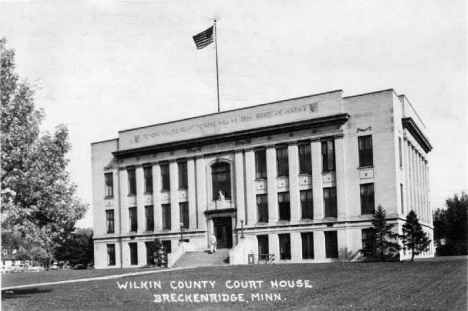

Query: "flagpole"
left=214, top=19, right=220, bottom=113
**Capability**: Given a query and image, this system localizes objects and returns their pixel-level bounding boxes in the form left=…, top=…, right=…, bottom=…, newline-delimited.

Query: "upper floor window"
left=144, top=166, right=153, bottom=193
left=127, top=168, right=136, bottom=195
left=105, top=173, right=113, bottom=198
left=179, top=202, right=189, bottom=229
left=212, top=162, right=231, bottom=200
left=257, top=194, right=268, bottom=223
left=160, top=164, right=170, bottom=191
left=358, top=135, right=373, bottom=167
left=145, top=205, right=154, bottom=231
left=129, top=207, right=137, bottom=232
left=106, top=210, right=114, bottom=233
left=321, top=140, right=335, bottom=172
left=298, top=144, right=312, bottom=174
left=323, top=187, right=337, bottom=217
left=162, top=204, right=171, bottom=230
left=278, top=192, right=290, bottom=221
left=276, top=147, right=289, bottom=177
left=360, top=183, right=375, bottom=215
left=398, top=137, right=403, bottom=168
left=255, top=149, right=267, bottom=179
left=300, top=189, right=313, bottom=219
left=178, top=161, right=188, bottom=189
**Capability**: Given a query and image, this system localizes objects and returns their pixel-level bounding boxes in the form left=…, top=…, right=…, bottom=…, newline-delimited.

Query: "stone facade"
left=91, top=89, right=433, bottom=269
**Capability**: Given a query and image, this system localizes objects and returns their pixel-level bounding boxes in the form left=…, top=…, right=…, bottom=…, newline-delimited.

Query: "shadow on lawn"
left=2, top=288, right=53, bottom=300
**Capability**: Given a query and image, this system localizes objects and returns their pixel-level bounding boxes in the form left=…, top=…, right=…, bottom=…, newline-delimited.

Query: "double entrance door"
left=212, top=217, right=233, bottom=249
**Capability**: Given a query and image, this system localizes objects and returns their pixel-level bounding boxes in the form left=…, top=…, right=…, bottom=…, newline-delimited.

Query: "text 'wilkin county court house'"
left=91, top=89, right=434, bottom=269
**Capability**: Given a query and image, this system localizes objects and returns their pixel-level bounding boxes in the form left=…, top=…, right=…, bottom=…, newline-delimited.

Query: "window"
left=300, top=190, right=313, bottom=219
left=129, top=207, right=137, bottom=232
left=162, top=240, right=172, bottom=253
left=255, top=149, right=267, bottom=179
left=160, top=164, right=170, bottom=191
left=212, top=162, right=231, bottom=199
left=279, top=234, right=291, bottom=260
left=128, top=168, right=136, bottom=195
left=180, top=202, right=189, bottom=229
left=358, top=135, right=373, bottom=167
left=325, top=231, right=338, bottom=258
left=276, top=147, right=289, bottom=177
left=144, top=166, right=153, bottom=193
left=398, top=137, right=403, bottom=168
left=178, top=161, right=188, bottom=189
left=257, top=235, right=269, bottom=260
left=321, top=140, right=335, bottom=171
left=145, top=242, right=153, bottom=266
left=106, top=210, right=114, bottom=233
left=107, top=244, right=116, bottom=266
left=301, top=232, right=314, bottom=259
left=257, top=194, right=268, bottom=223
left=360, top=183, right=375, bottom=215
left=145, top=205, right=154, bottom=231
left=361, top=228, right=373, bottom=251
left=162, top=204, right=171, bottom=229
left=323, top=187, right=337, bottom=217
left=129, top=243, right=138, bottom=265
left=299, top=144, right=312, bottom=174
left=278, top=192, right=290, bottom=221
left=400, top=183, right=404, bottom=214
left=105, top=173, right=113, bottom=197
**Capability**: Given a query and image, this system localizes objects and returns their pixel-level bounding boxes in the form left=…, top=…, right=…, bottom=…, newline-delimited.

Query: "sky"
left=1, top=0, right=466, bottom=228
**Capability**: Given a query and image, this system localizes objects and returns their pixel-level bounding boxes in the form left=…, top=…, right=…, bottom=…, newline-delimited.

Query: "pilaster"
left=335, top=137, right=347, bottom=219
left=136, top=166, right=145, bottom=232
left=195, top=157, right=207, bottom=230
left=291, top=232, right=302, bottom=261
left=169, top=161, right=179, bottom=231
left=313, top=230, right=325, bottom=261
left=235, top=151, right=246, bottom=227
left=266, top=146, right=278, bottom=223
left=311, top=141, right=323, bottom=219
left=288, top=144, right=300, bottom=222
left=153, top=164, right=162, bottom=231
left=245, top=149, right=256, bottom=225
left=187, top=158, right=197, bottom=229
left=120, top=168, right=129, bottom=232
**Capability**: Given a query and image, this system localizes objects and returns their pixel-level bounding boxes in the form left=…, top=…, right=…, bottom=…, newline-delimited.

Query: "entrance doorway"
left=212, top=217, right=233, bottom=249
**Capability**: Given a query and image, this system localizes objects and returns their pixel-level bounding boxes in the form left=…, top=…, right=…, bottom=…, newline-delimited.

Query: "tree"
left=433, top=192, right=468, bottom=256
left=361, top=205, right=401, bottom=261
left=400, top=210, right=431, bottom=261
left=54, top=228, right=94, bottom=266
left=1, top=38, right=88, bottom=266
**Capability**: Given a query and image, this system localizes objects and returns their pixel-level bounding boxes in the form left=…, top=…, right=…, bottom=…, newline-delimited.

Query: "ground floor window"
left=179, top=202, right=189, bottom=229
left=325, top=231, right=338, bottom=258
left=301, top=232, right=314, bottom=259
left=129, top=243, right=138, bottom=265
left=145, top=242, right=153, bottom=265
left=107, top=244, right=116, bottom=266
left=257, top=235, right=269, bottom=260
left=279, top=234, right=291, bottom=260
left=162, top=240, right=172, bottom=253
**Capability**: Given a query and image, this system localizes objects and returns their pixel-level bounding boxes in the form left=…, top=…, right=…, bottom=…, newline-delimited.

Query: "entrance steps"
left=172, top=249, right=230, bottom=269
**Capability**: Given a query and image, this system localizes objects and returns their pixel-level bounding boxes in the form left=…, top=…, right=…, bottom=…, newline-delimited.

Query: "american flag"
left=193, top=26, right=214, bottom=50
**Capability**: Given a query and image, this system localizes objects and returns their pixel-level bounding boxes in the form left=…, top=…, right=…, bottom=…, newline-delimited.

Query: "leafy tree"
left=361, top=205, right=401, bottom=261
left=433, top=192, right=468, bottom=255
left=400, top=210, right=431, bottom=261
left=54, top=228, right=94, bottom=265
left=1, top=38, right=88, bottom=266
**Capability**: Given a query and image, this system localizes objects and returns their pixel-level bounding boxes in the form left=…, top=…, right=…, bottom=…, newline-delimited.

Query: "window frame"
left=301, top=232, right=314, bottom=259
left=178, top=161, right=188, bottom=189
left=256, top=194, right=268, bottom=223
left=107, top=244, right=116, bottom=266
left=321, top=140, right=336, bottom=172
left=298, top=144, right=312, bottom=175
left=127, top=168, right=136, bottom=195
left=325, top=231, right=338, bottom=259
left=143, top=166, right=153, bottom=193
left=276, top=147, right=289, bottom=177
left=129, top=206, right=137, bottom=232
left=211, top=162, right=231, bottom=200
left=105, top=209, right=114, bottom=233
left=358, top=135, right=373, bottom=168
left=300, top=189, right=313, bottom=219
left=162, top=203, right=171, bottom=230
left=360, top=183, right=375, bottom=215
left=279, top=233, right=291, bottom=260
left=104, top=172, right=113, bottom=198
left=323, top=187, right=337, bottom=218
left=255, top=149, right=267, bottom=179
left=129, top=243, right=138, bottom=265
left=160, top=164, right=170, bottom=191
left=278, top=192, right=291, bottom=221
left=145, top=205, right=154, bottom=231
left=179, top=202, right=189, bottom=229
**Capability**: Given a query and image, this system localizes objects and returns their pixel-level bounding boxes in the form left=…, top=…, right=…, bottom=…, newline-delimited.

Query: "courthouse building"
left=92, top=89, right=434, bottom=269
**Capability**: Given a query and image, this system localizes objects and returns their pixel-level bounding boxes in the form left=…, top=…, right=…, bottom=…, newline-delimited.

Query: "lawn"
left=2, top=258, right=466, bottom=311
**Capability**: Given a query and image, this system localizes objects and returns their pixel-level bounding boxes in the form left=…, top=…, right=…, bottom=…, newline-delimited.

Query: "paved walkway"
left=2, top=268, right=185, bottom=291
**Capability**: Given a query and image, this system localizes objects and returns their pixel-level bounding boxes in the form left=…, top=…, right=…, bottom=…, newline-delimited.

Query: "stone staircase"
left=172, top=249, right=230, bottom=269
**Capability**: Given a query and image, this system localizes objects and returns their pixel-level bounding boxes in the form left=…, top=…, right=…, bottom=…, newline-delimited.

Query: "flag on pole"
left=193, top=26, right=214, bottom=49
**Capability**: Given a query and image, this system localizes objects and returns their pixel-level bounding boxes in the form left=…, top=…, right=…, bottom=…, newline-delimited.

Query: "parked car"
left=28, top=265, right=45, bottom=272
left=12, top=264, right=25, bottom=273
left=1, top=266, right=13, bottom=273
left=73, top=264, right=87, bottom=270
left=50, top=263, right=58, bottom=270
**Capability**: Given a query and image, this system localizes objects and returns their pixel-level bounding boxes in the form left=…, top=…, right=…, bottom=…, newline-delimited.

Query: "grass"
left=2, top=257, right=467, bottom=311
